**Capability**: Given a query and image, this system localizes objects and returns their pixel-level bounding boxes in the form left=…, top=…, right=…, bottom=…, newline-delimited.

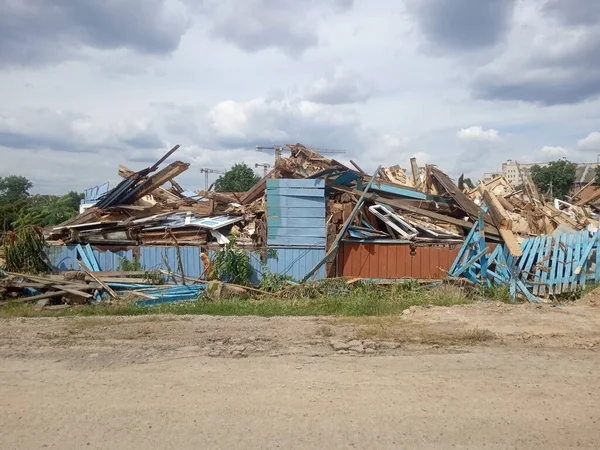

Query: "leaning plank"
left=78, top=261, right=118, bottom=299
left=302, top=167, right=381, bottom=282
left=481, top=187, right=522, bottom=257
left=574, top=232, right=597, bottom=275
left=126, top=161, right=190, bottom=204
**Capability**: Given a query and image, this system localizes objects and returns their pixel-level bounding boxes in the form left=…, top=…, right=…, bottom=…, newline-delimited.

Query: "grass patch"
left=343, top=316, right=496, bottom=346
left=0, top=281, right=475, bottom=318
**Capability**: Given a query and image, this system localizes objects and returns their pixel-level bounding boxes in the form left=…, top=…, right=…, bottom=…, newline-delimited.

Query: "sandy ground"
left=1, top=301, right=600, bottom=449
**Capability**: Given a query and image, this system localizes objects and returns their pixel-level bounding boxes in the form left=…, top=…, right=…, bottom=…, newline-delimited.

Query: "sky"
left=2, top=0, right=600, bottom=194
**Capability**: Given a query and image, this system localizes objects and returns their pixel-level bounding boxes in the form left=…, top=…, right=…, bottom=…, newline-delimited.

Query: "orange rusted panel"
left=338, top=242, right=461, bottom=279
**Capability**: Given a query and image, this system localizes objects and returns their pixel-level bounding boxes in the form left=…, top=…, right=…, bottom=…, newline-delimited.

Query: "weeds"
left=0, top=281, right=476, bottom=318
left=209, top=235, right=253, bottom=286
left=2, top=226, right=47, bottom=273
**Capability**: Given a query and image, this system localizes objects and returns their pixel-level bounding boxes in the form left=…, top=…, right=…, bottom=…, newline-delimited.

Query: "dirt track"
left=1, top=301, right=600, bottom=449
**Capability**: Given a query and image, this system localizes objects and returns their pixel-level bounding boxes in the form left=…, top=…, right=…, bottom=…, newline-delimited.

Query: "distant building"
left=496, top=160, right=599, bottom=187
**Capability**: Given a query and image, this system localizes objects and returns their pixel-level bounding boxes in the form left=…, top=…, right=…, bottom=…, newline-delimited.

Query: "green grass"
left=0, top=282, right=475, bottom=318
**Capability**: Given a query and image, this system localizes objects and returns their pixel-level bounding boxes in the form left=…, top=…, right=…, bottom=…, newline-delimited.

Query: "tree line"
left=0, top=176, right=83, bottom=232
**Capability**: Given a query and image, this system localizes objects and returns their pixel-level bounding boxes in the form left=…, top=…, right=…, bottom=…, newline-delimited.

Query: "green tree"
left=0, top=176, right=32, bottom=231
left=530, top=160, right=576, bottom=200
left=214, top=163, right=261, bottom=192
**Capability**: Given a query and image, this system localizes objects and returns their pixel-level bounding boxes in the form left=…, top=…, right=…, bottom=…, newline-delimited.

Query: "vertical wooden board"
left=571, top=232, right=583, bottom=290
left=379, top=244, right=389, bottom=278
left=562, top=233, right=574, bottom=292
left=388, top=245, right=398, bottom=278
left=539, top=236, right=553, bottom=297
left=397, top=245, right=408, bottom=277
left=430, top=249, right=441, bottom=278
left=549, top=234, right=562, bottom=295
left=350, top=244, right=362, bottom=277
left=580, top=232, right=590, bottom=286
left=410, top=246, right=422, bottom=278
left=556, top=234, right=566, bottom=294
left=521, top=237, right=541, bottom=284
left=518, top=238, right=534, bottom=271
left=420, top=246, right=432, bottom=278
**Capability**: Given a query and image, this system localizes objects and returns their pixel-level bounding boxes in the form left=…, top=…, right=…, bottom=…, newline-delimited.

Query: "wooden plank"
left=531, top=236, right=546, bottom=295
left=539, top=236, right=553, bottom=297
left=267, top=207, right=326, bottom=218
left=451, top=249, right=488, bottom=277
left=266, top=179, right=325, bottom=189
left=130, top=161, right=189, bottom=202
left=571, top=232, right=583, bottom=290
left=448, top=223, right=479, bottom=275
left=327, top=182, right=502, bottom=237
left=549, top=234, right=562, bottom=295
left=268, top=237, right=326, bottom=246
left=556, top=234, right=566, bottom=294
left=85, top=244, right=101, bottom=271
left=266, top=196, right=324, bottom=208
left=268, top=227, right=326, bottom=237
left=79, top=261, right=118, bottom=299
left=267, top=218, right=326, bottom=228
left=8, top=290, right=69, bottom=304
left=518, top=238, right=534, bottom=271
left=562, top=233, right=574, bottom=292
left=521, top=237, right=541, bottom=284
left=478, top=213, right=488, bottom=284
left=580, top=232, right=590, bottom=286
left=574, top=232, right=597, bottom=275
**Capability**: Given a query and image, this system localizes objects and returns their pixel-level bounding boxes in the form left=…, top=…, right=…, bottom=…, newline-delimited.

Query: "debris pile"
left=45, top=145, right=259, bottom=249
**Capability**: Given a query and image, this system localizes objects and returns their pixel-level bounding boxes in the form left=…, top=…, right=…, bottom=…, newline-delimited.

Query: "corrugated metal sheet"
left=338, top=242, right=460, bottom=279
left=47, top=245, right=325, bottom=282
left=267, top=179, right=326, bottom=247
left=247, top=247, right=326, bottom=281
left=140, top=246, right=204, bottom=279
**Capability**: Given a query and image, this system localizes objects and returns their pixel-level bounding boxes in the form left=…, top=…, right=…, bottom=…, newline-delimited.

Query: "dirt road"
left=1, top=301, right=599, bottom=449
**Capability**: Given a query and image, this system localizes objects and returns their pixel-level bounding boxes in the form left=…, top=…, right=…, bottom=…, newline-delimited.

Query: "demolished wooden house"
left=42, top=143, right=600, bottom=301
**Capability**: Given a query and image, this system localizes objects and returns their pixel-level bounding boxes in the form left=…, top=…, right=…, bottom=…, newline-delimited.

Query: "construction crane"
left=199, top=168, right=224, bottom=190
left=256, top=145, right=346, bottom=164
left=255, top=162, right=272, bottom=177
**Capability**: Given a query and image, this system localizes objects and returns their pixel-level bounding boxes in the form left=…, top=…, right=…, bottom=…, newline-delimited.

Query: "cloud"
left=195, top=0, right=353, bottom=57
left=305, top=70, right=373, bottom=104
left=404, top=0, right=516, bottom=52
left=472, top=0, right=600, bottom=105
left=539, top=145, right=568, bottom=157
left=457, top=125, right=500, bottom=142
left=578, top=132, right=600, bottom=152
left=0, top=0, right=189, bottom=68
left=0, top=108, right=166, bottom=154
left=543, top=0, right=600, bottom=26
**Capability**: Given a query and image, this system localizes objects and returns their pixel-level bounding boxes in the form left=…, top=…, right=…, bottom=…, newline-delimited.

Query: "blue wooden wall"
left=266, top=179, right=326, bottom=247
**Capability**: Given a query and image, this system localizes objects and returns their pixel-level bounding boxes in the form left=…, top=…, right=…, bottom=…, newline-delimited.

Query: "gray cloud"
left=0, top=108, right=165, bottom=153
left=196, top=0, right=353, bottom=57
left=305, top=70, right=373, bottom=105
left=471, top=0, right=600, bottom=105
left=405, top=0, right=516, bottom=51
left=543, top=0, right=600, bottom=26
left=0, top=0, right=189, bottom=67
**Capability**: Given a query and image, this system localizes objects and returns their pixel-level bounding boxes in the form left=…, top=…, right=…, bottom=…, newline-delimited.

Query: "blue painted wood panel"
left=267, top=179, right=325, bottom=189
left=267, top=217, right=326, bottom=228
left=267, top=207, right=325, bottom=218
left=267, top=179, right=326, bottom=248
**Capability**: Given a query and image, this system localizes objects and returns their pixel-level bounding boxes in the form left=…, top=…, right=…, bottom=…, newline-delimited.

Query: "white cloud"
left=539, top=145, right=568, bottom=157
left=457, top=126, right=500, bottom=142
left=577, top=132, right=600, bottom=152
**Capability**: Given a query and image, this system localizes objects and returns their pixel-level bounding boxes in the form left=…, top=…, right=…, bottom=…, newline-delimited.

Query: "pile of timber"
left=0, top=270, right=160, bottom=309
left=45, top=145, right=257, bottom=249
